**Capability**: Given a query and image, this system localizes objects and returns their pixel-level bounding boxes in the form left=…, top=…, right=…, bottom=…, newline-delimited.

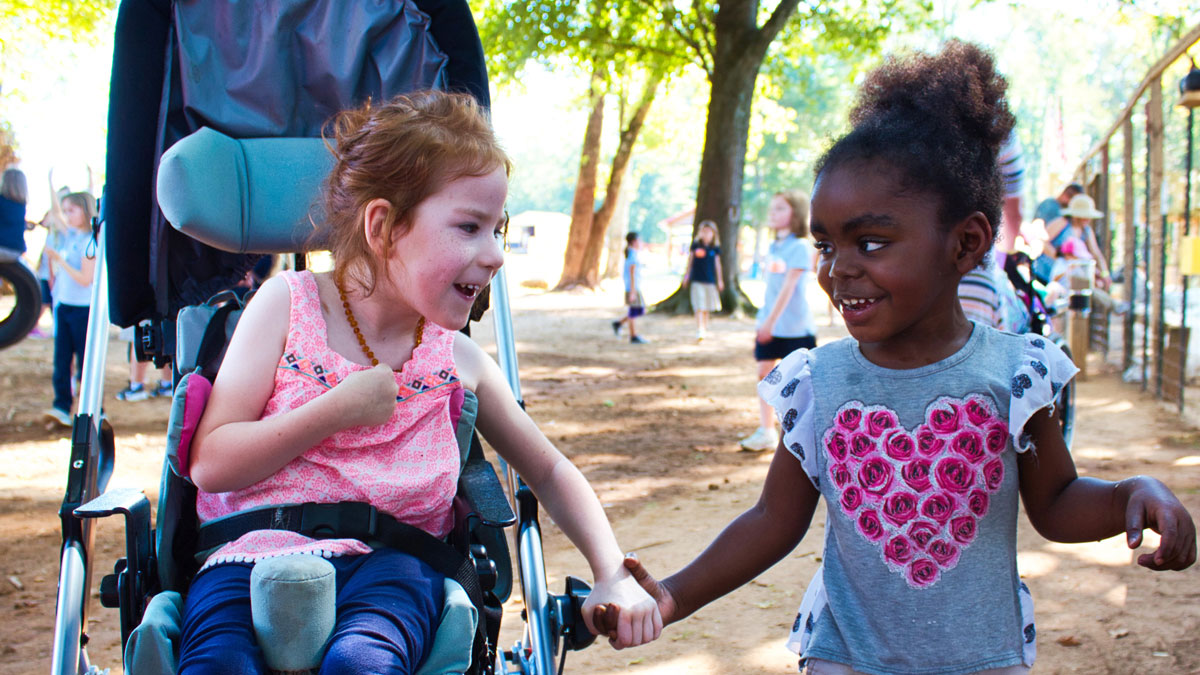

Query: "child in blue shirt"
left=683, top=220, right=723, bottom=341
left=740, top=190, right=817, bottom=451
left=0, top=169, right=28, bottom=257
left=41, top=192, right=96, bottom=427
left=612, top=232, right=648, bottom=344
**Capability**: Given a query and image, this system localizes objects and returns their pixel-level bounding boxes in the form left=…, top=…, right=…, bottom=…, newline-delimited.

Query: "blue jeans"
left=179, top=549, right=446, bottom=675
left=51, top=303, right=89, bottom=412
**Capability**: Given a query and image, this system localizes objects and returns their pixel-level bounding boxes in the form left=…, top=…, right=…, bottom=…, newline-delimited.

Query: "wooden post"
left=1162, top=326, right=1191, bottom=403
left=1069, top=311, right=1090, bottom=380
left=1100, top=144, right=1111, bottom=258
left=1095, top=143, right=1112, bottom=358
left=1123, top=117, right=1136, bottom=372
left=1148, top=79, right=1165, bottom=397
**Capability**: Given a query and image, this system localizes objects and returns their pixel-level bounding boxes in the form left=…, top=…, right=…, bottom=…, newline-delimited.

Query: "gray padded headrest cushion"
left=156, top=127, right=332, bottom=254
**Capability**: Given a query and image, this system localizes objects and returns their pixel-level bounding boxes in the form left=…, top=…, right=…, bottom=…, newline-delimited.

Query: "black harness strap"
left=196, top=501, right=493, bottom=672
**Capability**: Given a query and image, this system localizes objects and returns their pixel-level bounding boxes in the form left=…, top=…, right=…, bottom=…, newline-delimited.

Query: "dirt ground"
left=1, top=286, right=1198, bottom=674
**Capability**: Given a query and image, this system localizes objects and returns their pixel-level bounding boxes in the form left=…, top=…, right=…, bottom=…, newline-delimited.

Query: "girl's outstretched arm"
left=614, top=443, right=820, bottom=630
left=1018, top=409, right=1196, bottom=570
left=459, top=336, right=661, bottom=649
left=47, top=170, right=66, bottom=228
left=189, top=275, right=398, bottom=492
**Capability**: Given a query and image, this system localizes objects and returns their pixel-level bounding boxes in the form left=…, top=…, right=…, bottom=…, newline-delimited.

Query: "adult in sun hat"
left=1032, top=182, right=1084, bottom=228
left=1045, top=193, right=1110, bottom=288
left=1042, top=192, right=1119, bottom=316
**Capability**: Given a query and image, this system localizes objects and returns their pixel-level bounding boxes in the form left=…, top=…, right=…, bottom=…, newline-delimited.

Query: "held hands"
left=581, top=556, right=665, bottom=649
left=591, top=555, right=676, bottom=649
left=1122, top=477, right=1196, bottom=570
left=334, top=363, right=398, bottom=428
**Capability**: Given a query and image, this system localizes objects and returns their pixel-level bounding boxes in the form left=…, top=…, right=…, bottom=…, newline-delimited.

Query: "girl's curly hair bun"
left=817, top=40, right=1015, bottom=233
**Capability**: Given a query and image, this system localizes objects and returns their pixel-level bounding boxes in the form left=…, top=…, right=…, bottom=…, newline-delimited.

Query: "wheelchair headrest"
left=157, top=127, right=332, bottom=254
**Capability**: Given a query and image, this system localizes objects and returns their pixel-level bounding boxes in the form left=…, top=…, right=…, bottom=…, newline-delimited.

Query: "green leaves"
left=0, top=0, right=116, bottom=47
left=479, top=0, right=690, bottom=86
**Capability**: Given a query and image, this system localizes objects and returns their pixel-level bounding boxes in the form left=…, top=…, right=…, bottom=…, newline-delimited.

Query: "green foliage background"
left=485, top=0, right=1200, bottom=246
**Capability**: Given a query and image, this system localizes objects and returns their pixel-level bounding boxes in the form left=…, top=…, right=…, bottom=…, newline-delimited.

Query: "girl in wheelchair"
left=180, top=90, right=661, bottom=673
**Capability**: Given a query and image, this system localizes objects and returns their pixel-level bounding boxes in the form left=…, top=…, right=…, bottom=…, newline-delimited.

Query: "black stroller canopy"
left=103, top=0, right=489, bottom=327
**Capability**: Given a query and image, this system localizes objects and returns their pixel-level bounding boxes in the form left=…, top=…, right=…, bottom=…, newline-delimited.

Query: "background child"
left=0, top=168, right=28, bottom=259
left=612, top=231, right=648, bottom=344
left=41, top=191, right=96, bottom=428
left=682, top=220, right=723, bottom=341
left=597, top=40, right=1195, bottom=674
left=740, top=189, right=817, bottom=451
left=114, top=326, right=173, bottom=401
left=182, top=91, right=660, bottom=673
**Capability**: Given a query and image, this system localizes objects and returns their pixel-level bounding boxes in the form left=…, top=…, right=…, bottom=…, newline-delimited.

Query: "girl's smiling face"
left=63, top=200, right=89, bottom=231
left=811, top=162, right=986, bottom=368
left=380, top=167, right=508, bottom=330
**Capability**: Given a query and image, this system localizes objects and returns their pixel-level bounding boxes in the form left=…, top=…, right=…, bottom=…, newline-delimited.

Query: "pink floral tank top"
left=196, top=270, right=461, bottom=566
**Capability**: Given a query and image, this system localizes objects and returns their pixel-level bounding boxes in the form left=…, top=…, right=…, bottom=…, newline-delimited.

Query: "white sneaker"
left=696, top=329, right=706, bottom=342
left=739, top=427, right=778, bottom=452
left=43, top=407, right=72, bottom=428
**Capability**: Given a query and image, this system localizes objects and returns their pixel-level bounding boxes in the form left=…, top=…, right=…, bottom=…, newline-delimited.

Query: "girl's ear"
left=952, top=212, right=993, bottom=274
left=362, top=198, right=393, bottom=256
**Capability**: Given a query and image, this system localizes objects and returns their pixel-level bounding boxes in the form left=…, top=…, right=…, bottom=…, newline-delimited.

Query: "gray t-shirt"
left=759, top=326, right=1077, bottom=674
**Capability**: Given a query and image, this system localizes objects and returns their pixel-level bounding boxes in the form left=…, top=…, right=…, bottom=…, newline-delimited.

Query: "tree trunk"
left=652, top=0, right=799, bottom=315
left=603, top=179, right=633, bottom=280
left=578, top=71, right=664, bottom=287
left=555, top=71, right=605, bottom=290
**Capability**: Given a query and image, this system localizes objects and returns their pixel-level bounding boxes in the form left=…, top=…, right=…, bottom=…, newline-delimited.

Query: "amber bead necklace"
left=337, top=283, right=424, bottom=368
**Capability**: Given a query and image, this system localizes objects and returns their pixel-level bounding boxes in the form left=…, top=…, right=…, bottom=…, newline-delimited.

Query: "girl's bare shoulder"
left=451, top=331, right=496, bottom=393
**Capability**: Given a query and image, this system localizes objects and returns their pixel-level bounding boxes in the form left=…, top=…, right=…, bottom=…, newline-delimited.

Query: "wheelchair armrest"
left=75, top=488, right=155, bottom=649
left=457, top=457, right=516, bottom=528
left=75, top=486, right=151, bottom=520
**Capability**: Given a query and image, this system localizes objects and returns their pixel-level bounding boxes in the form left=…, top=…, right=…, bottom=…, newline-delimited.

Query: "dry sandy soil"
left=1, top=285, right=1198, bottom=674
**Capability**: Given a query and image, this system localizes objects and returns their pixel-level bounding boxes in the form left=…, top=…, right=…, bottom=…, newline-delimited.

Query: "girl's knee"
left=179, top=651, right=264, bottom=675
left=320, top=634, right=421, bottom=675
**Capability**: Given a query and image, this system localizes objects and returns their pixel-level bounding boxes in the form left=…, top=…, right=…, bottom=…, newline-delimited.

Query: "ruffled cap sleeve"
left=1009, top=334, right=1078, bottom=453
left=758, top=349, right=819, bottom=484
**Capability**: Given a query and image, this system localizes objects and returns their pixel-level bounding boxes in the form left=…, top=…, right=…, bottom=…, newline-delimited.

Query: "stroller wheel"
left=0, top=261, right=42, bottom=350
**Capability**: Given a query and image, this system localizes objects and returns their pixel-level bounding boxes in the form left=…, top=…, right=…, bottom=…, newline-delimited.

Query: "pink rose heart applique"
left=824, top=395, right=1008, bottom=589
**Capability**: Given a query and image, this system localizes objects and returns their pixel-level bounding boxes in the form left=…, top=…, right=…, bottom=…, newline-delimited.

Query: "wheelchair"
left=52, top=2, right=598, bottom=673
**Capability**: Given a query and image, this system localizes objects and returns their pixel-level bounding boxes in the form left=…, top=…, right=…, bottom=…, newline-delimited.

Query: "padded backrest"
left=157, top=127, right=332, bottom=254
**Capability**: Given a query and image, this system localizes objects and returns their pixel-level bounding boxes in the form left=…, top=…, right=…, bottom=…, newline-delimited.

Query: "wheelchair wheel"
left=1050, top=335, right=1075, bottom=449
left=0, top=260, right=42, bottom=350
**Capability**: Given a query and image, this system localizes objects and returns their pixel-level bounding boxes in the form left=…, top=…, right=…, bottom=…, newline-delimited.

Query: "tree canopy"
left=1, top=0, right=116, bottom=165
